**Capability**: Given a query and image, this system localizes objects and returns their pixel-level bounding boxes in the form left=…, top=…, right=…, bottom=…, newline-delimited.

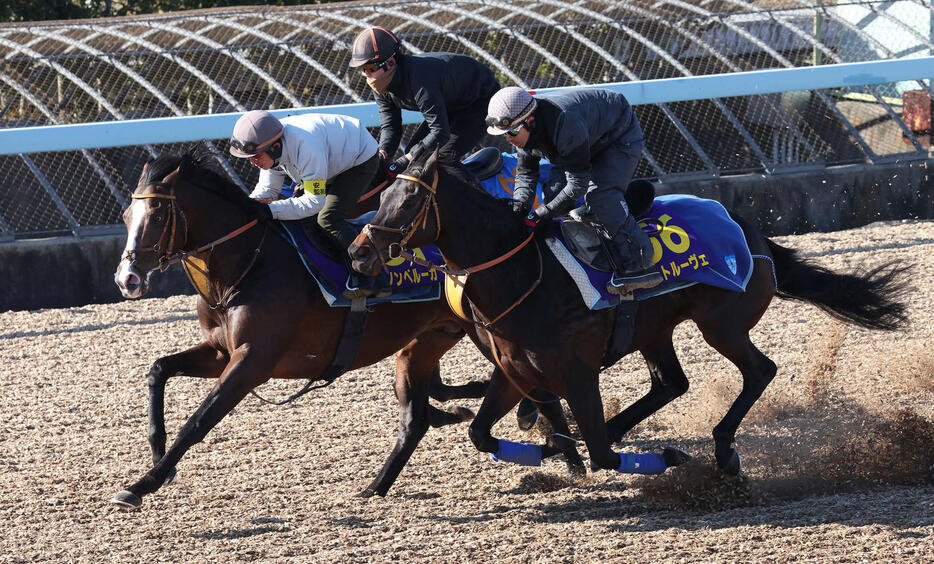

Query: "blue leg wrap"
left=490, top=440, right=543, bottom=467
left=616, top=452, right=667, bottom=475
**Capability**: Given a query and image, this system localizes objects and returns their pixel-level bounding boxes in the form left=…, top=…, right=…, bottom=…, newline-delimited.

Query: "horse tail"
left=765, top=238, right=910, bottom=331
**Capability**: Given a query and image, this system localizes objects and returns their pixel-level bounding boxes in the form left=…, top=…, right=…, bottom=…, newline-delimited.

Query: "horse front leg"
left=360, top=330, right=465, bottom=498
left=535, top=394, right=586, bottom=478
left=112, top=347, right=269, bottom=508
left=145, top=342, right=227, bottom=480
left=468, top=367, right=583, bottom=471
left=564, top=372, right=683, bottom=476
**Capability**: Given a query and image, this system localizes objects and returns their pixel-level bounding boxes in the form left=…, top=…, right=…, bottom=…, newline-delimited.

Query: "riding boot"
left=605, top=215, right=663, bottom=295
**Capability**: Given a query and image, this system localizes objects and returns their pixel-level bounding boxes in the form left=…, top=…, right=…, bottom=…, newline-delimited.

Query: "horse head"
left=115, top=158, right=189, bottom=298
left=350, top=150, right=441, bottom=277
left=115, top=149, right=258, bottom=299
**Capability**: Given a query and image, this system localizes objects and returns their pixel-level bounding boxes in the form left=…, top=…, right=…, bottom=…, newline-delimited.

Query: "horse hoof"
left=718, top=451, right=742, bottom=476
left=455, top=407, right=475, bottom=422
left=163, top=468, right=177, bottom=487
left=567, top=461, right=587, bottom=478
left=516, top=401, right=540, bottom=431
left=546, top=433, right=577, bottom=453
left=111, top=490, right=142, bottom=509
left=662, top=447, right=692, bottom=468
left=356, top=487, right=377, bottom=498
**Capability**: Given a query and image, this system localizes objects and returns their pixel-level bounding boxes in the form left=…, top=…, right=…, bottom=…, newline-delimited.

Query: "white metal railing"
left=2, top=57, right=931, bottom=156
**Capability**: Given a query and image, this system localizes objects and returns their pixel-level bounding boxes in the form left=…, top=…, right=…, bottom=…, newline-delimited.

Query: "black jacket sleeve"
left=376, top=94, right=403, bottom=157
left=513, top=150, right=540, bottom=210
left=408, top=81, right=450, bottom=159
left=537, top=116, right=592, bottom=219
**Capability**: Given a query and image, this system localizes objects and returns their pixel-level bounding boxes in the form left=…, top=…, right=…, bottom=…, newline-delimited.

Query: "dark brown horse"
left=112, top=148, right=583, bottom=508
left=350, top=151, right=909, bottom=477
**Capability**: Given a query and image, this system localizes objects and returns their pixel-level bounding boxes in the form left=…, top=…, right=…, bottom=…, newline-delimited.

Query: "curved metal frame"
left=0, top=0, right=929, bottom=238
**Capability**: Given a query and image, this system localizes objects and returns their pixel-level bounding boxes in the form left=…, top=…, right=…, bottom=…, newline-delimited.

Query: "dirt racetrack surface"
left=2, top=219, right=933, bottom=563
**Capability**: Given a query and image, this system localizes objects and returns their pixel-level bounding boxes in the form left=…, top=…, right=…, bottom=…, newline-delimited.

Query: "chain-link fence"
left=1, top=0, right=932, bottom=239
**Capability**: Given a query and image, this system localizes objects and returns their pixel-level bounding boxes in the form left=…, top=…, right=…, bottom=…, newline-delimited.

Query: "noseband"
left=121, top=170, right=263, bottom=309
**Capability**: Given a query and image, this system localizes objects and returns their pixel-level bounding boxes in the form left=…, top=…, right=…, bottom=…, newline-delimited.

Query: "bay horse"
left=112, top=148, right=584, bottom=507
left=349, top=150, right=909, bottom=477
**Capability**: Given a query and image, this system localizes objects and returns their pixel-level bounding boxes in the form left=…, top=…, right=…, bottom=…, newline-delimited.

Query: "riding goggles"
left=361, top=58, right=393, bottom=74
left=229, top=136, right=278, bottom=156
left=504, top=122, right=526, bottom=137
left=485, top=114, right=525, bottom=137
left=230, top=137, right=265, bottom=153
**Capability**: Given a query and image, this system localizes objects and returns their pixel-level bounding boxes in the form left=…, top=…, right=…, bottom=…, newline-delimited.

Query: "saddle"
left=461, top=147, right=505, bottom=181
left=559, top=179, right=656, bottom=272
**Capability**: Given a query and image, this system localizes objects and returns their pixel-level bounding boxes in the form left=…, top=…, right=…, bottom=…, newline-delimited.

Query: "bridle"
left=121, top=170, right=263, bottom=309
left=359, top=170, right=442, bottom=265
left=358, top=168, right=542, bottom=329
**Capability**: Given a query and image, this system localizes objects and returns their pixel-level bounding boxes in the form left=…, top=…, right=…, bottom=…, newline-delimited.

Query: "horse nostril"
left=124, top=272, right=140, bottom=290
left=355, top=246, right=370, bottom=258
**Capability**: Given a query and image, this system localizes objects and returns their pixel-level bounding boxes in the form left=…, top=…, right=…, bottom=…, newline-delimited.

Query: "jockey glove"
left=523, top=212, right=540, bottom=228
left=509, top=199, right=531, bottom=218
left=533, top=204, right=553, bottom=221
left=251, top=199, right=274, bottom=222
left=387, top=155, right=410, bottom=178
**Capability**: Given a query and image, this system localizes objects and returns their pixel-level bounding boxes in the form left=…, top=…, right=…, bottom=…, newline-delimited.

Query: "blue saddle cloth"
left=547, top=194, right=754, bottom=310
left=279, top=212, right=442, bottom=307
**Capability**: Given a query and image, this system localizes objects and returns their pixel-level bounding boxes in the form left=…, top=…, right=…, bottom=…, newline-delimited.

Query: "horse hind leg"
left=605, top=335, right=689, bottom=444
left=428, top=365, right=488, bottom=402
left=699, top=324, right=777, bottom=476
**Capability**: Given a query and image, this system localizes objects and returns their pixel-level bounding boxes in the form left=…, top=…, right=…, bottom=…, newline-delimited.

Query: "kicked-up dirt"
left=1, top=219, right=932, bottom=563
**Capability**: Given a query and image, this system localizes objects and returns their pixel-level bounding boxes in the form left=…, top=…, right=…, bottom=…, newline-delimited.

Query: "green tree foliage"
left=2, top=0, right=337, bottom=23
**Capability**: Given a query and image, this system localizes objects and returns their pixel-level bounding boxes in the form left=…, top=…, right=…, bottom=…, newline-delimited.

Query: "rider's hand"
left=523, top=212, right=540, bottom=228
left=387, top=155, right=410, bottom=178
left=510, top=199, right=531, bottom=218
left=252, top=199, right=273, bottom=222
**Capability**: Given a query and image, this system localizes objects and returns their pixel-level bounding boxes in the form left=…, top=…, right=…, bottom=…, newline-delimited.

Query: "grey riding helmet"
left=486, top=87, right=538, bottom=135
left=349, top=26, right=401, bottom=68
left=229, top=110, right=284, bottom=158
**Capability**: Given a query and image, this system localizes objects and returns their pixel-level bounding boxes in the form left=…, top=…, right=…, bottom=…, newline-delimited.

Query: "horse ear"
left=137, top=160, right=154, bottom=189
left=423, top=148, right=440, bottom=175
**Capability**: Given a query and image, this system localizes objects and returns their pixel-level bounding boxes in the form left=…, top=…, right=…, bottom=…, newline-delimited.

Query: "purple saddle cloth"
left=548, top=194, right=754, bottom=310
left=280, top=212, right=442, bottom=307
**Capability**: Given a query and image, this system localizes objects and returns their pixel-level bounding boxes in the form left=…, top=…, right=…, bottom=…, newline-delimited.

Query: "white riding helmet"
left=486, top=87, right=537, bottom=135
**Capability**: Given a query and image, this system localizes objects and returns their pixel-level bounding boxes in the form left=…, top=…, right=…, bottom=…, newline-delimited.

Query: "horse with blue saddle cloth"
left=351, top=149, right=909, bottom=480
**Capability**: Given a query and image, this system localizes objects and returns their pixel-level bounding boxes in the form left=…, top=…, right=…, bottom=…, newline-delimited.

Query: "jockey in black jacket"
left=486, top=86, right=663, bottom=294
left=348, top=26, right=500, bottom=182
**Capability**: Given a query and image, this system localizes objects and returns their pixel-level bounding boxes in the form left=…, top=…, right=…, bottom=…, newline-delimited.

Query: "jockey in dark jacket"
left=348, top=26, right=500, bottom=181
left=486, top=86, right=663, bottom=294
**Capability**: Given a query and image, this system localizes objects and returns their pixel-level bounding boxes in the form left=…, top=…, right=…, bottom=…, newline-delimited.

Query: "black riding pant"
left=317, top=152, right=379, bottom=251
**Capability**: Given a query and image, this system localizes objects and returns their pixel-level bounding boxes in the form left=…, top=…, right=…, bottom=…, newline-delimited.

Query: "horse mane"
left=422, top=156, right=519, bottom=233
left=142, top=147, right=254, bottom=211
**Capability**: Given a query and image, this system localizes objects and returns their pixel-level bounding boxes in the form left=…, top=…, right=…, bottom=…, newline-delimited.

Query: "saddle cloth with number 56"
left=547, top=194, right=754, bottom=310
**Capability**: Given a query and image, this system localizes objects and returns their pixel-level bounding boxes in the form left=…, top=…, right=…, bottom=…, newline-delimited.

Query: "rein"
left=360, top=170, right=541, bottom=328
